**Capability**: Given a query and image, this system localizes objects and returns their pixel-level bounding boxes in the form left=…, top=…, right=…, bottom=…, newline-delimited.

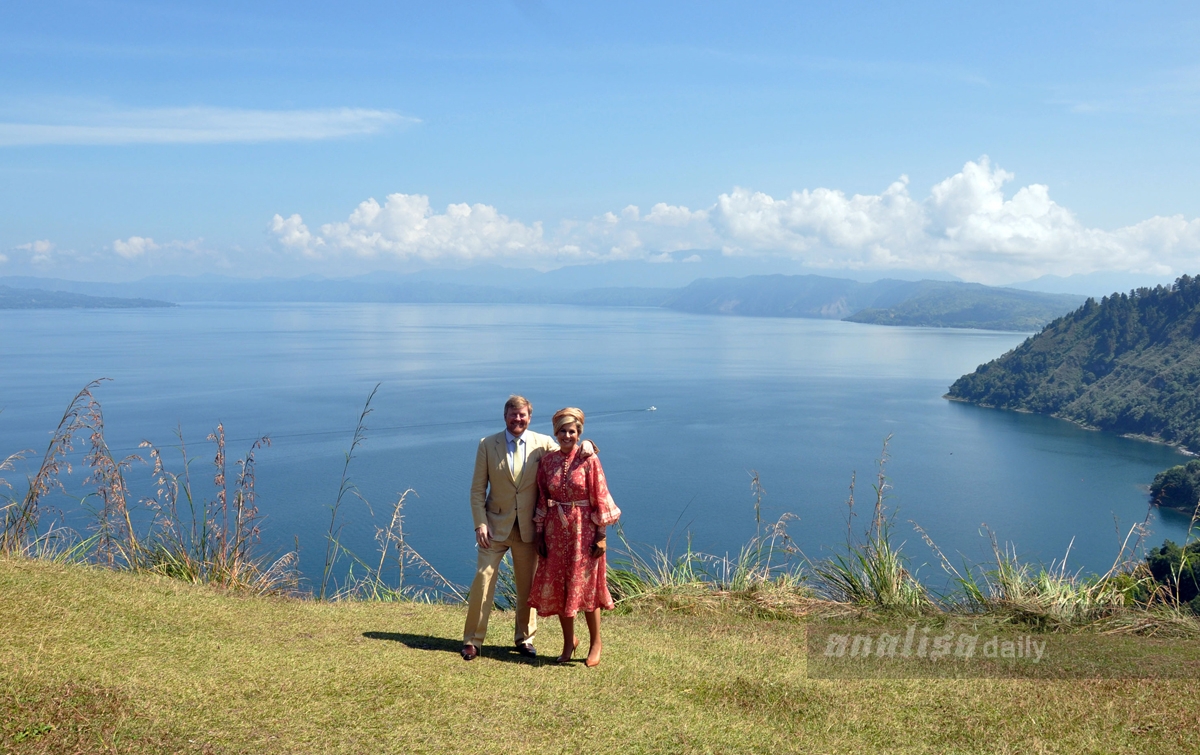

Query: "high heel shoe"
left=555, top=638, right=580, bottom=664
left=585, top=645, right=601, bottom=668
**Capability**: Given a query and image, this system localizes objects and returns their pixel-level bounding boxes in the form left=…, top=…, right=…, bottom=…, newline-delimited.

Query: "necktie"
left=511, top=437, right=524, bottom=480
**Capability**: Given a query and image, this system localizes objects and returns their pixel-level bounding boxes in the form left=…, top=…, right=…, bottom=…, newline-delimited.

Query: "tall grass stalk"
left=2, top=381, right=296, bottom=594
left=809, top=435, right=930, bottom=611
left=973, top=531, right=1130, bottom=626
left=312, top=385, right=462, bottom=602
left=138, top=427, right=292, bottom=593
left=1, top=381, right=105, bottom=557
left=332, top=490, right=465, bottom=602
left=83, top=387, right=141, bottom=569
left=606, top=472, right=809, bottom=609
left=1163, top=502, right=1200, bottom=612
left=319, top=384, right=378, bottom=600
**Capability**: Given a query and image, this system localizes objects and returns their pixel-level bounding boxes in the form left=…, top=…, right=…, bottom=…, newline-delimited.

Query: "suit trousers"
left=462, top=532, right=538, bottom=648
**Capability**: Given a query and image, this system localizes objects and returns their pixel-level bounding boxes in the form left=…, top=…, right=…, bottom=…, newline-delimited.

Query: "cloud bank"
left=6, top=235, right=225, bottom=275
left=15, top=239, right=55, bottom=264
left=0, top=106, right=414, bottom=146
left=270, top=158, right=1200, bottom=284
left=112, top=236, right=159, bottom=259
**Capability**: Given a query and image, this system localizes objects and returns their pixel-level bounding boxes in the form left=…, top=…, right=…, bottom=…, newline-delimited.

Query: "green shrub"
left=1144, top=539, right=1200, bottom=612
left=1151, top=460, right=1200, bottom=513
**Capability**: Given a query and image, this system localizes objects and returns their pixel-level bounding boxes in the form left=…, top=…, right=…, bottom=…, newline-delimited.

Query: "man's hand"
left=535, top=532, right=548, bottom=558
left=475, top=524, right=492, bottom=549
left=579, top=439, right=598, bottom=458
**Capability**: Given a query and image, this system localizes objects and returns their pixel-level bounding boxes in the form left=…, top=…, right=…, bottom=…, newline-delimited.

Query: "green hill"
left=947, top=275, right=1200, bottom=452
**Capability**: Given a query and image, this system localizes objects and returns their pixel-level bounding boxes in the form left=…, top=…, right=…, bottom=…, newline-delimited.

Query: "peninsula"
left=0, top=285, right=175, bottom=310
left=947, top=274, right=1200, bottom=454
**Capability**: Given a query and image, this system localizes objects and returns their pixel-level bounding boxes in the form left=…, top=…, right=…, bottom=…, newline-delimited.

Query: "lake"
left=1, top=302, right=1192, bottom=590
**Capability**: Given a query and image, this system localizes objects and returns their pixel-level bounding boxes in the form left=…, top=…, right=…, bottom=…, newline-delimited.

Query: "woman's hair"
left=552, top=407, right=585, bottom=434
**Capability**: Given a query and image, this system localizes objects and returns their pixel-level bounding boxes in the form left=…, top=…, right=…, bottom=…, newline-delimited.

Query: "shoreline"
left=943, top=394, right=1197, bottom=457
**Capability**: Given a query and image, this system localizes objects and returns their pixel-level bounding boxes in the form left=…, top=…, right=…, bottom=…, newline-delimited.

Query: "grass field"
left=3, top=557, right=1200, bottom=754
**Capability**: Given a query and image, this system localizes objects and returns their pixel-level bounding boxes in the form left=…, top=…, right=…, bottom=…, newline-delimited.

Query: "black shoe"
left=461, top=644, right=478, bottom=661
left=515, top=642, right=537, bottom=658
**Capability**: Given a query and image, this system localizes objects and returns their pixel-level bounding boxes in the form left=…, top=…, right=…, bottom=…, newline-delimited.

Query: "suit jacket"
left=470, top=430, right=557, bottom=544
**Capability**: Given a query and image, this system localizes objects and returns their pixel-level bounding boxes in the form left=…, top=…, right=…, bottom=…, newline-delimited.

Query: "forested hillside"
left=947, top=275, right=1200, bottom=451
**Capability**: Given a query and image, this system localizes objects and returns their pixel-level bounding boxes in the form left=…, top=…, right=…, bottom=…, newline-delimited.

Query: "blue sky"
left=2, top=1, right=1199, bottom=284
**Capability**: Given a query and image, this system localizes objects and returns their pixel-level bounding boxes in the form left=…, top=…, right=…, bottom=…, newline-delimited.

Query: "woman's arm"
left=585, top=456, right=621, bottom=529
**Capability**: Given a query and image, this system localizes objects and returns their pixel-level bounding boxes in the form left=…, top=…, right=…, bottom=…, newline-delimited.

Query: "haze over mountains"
left=1007, top=271, right=1181, bottom=298
left=2, top=259, right=1089, bottom=331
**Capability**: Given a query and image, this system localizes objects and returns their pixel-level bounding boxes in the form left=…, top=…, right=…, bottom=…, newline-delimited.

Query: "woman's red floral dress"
left=529, top=448, right=621, bottom=618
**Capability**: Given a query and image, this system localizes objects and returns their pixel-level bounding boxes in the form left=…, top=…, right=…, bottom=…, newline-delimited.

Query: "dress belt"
left=547, top=498, right=590, bottom=528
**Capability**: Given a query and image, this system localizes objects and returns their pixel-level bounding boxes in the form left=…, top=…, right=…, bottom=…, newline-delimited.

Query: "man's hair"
left=504, top=395, right=532, bottom=416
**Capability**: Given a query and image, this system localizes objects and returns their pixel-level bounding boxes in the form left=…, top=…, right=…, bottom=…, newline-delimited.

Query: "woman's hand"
left=536, top=532, right=548, bottom=558
left=590, top=536, right=607, bottom=559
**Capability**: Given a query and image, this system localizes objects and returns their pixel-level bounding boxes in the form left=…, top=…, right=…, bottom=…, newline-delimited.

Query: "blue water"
left=0, top=303, right=1191, bottom=589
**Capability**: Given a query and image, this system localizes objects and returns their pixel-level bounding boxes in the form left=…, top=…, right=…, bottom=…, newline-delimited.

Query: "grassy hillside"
left=4, top=558, right=1200, bottom=754
left=947, top=275, right=1200, bottom=451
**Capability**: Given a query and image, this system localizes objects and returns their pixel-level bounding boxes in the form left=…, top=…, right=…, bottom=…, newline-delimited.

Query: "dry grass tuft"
left=0, top=380, right=299, bottom=597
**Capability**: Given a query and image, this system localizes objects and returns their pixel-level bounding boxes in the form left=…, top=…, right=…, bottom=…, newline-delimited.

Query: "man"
left=461, top=395, right=593, bottom=661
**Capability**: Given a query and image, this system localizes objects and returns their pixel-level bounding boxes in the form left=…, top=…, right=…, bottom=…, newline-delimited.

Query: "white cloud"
left=644, top=202, right=709, bottom=226
left=712, top=177, right=925, bottom=262
left=269, top=214, right=323, bottom=258
left=0, top=106, right=415, bottom=146
left=16, top=239, right=56, bottom=264
left=16, top=239, right=54, bottom=253
left=270, top=158, right=1200, bottom=283
left=112, top=236, right=159, bottom=259
left=300, top=193, right=547, bottom=263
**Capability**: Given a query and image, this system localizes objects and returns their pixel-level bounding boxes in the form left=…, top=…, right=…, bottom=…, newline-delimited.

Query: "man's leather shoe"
left=461, top=644, right=478, bottom=661
left=515, top=642, right=537, bottom=658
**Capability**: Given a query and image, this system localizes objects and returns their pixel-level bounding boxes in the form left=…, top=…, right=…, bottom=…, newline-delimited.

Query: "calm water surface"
left=0, top=303, right=1191, bottom=588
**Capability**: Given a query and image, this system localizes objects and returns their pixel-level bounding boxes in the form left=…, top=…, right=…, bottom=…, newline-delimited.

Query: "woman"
left=528, top=407, right=621, bottom=667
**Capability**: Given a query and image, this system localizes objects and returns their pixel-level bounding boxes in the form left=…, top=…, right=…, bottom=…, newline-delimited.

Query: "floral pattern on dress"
left=528, top=448, right=621, bottom=618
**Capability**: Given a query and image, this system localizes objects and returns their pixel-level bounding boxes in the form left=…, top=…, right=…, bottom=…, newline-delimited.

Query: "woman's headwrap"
left=552, top=407, right=585, bottom=434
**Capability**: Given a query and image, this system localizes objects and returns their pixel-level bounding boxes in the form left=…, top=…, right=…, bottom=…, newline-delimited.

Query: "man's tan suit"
left=462, top=429, right=556, bottom=649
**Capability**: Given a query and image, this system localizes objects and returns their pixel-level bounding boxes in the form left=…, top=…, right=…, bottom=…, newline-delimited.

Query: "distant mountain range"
left=1006, top=271, right=1181, bottom=298
left=0, top=270, right=1087, bottom=331
left=947, top=275, right=1200, bottom=452
left=664, top=276, right=1084, bottom=331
